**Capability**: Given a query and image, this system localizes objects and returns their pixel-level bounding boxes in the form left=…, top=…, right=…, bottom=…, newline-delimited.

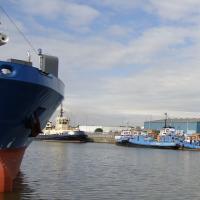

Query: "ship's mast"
left=59, top=103, right=64, bottom=117
left=164, top=113, right=168, bottom=128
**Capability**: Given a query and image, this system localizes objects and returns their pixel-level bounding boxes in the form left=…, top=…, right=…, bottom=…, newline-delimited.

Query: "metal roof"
left=145, top=118, right=200, bottom=123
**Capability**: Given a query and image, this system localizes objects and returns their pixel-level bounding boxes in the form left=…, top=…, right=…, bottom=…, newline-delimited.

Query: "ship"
left=37, top=105, right=88, bottom=142
left=128, top=128, right=180, bottom=149
left=0, top=33, right=64, bottom=191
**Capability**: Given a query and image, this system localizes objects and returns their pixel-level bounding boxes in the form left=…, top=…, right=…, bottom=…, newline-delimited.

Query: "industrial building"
left=144, top=118, right=200, bottom=134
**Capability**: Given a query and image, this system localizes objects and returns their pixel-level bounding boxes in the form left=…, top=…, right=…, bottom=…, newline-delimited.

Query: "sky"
left=1, top=0, right=200, bottom=126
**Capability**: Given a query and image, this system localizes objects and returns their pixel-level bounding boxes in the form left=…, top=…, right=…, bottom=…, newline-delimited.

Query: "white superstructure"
left=42, top=105, right=78, bottom=135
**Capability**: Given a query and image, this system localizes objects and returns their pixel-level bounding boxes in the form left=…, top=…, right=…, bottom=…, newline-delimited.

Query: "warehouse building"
left=144, top=118, right=200, bottom=134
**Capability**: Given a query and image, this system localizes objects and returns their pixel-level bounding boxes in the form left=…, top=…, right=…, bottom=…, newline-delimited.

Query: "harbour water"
left=2, top=141, right=200, bottom=199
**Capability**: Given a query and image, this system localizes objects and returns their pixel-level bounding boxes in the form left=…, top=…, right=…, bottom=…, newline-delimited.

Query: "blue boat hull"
left=180, top=142, right=200, bottom=150
left=0, top=60, right=64, bottom=191
left=0, top=79, right=63, bottom=149
left=0, top=61, right=64, bottom=149
left=127, top=142, right=180, bottom=149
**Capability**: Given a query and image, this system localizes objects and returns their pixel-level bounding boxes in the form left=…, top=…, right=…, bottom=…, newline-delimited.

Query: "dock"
left=87, top=133, right=116, bottom=144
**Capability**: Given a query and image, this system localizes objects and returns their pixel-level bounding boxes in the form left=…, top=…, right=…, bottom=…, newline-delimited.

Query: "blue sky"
left=2, top=0, right=200, bottom=126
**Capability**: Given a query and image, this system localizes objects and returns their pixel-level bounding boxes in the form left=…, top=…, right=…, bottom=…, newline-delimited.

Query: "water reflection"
left=2, top=142, right=200, bottom=200
left=0, top=172, right=33, bottom=200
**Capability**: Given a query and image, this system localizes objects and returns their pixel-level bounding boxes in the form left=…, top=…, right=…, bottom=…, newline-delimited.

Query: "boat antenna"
left=164, top=113, right=168, bottom=128
left=0, top=6, right=38, bottom=55
left=27, top=51, right=31, bottom=62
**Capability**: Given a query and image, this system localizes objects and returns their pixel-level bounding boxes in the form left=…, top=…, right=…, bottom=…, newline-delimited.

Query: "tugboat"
left=115, top=130, right=135, bottom=145
left=128, top=128, right=180, bottom=149
left=130, top=114, right=182, bottom=149
left=0, top=32, right=64, bottom=191
left=37, top=105, right=88, bottom=142
left=118, top=114, right=180, bottom=149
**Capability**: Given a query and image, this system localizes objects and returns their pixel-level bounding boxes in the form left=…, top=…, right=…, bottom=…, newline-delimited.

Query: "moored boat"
left=116, top=114, right=181, bottom=150
left=179, top=134, right=200, bottom=150
left=128, top=133, right=179, bottom=149
left=115, top=130, right=133, bottom=145
left=128, top=114, right=182, bottom=149
left=37, top=106, right=88, bottom=142
left=38, top=130, right=88, bottom=142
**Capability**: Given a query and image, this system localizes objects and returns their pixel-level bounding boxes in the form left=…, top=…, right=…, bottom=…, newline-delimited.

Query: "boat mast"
left=59, top=103, right=64, bottom=117
left=164, top=113, right=168, bottom=128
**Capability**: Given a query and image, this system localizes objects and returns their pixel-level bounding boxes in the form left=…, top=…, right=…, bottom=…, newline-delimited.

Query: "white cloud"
left=105, top=25, right=133, bottom=37
left=57, top=25, right=200, bottom=125
left=11, top=0, right=63, bottom=18
left=9, top=0, right=100, bottom=31
left=64, top=3, right=100, bottom=30
left=147, top=0, right=200, bottom=22
left=65, top=62, right=200, bottom=125
left=32, top=26, right=193, bottom=73
left=100, top=0, right=144, bottom=10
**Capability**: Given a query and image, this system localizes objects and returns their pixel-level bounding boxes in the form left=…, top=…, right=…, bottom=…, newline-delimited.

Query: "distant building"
left=79, top=125, right=132, bottom=134
left=144, top=118, right=200, bottom=134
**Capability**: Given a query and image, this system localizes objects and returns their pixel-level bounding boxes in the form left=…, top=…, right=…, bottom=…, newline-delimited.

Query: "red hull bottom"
left=0, top=147, right=26, bottom=192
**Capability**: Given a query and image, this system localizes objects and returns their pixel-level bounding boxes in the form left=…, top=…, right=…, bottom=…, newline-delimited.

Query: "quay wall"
left=87, top=133, right=117, bottom=144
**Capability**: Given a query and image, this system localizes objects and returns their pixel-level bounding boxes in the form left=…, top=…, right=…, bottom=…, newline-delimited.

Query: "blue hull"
left=181, top=142, right=200, bottom=150
left=0, top=61, right=64, bottom=149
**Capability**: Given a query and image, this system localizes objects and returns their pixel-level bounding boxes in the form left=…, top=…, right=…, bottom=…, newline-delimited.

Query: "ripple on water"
left=4, top=141, right=200, bottom=200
